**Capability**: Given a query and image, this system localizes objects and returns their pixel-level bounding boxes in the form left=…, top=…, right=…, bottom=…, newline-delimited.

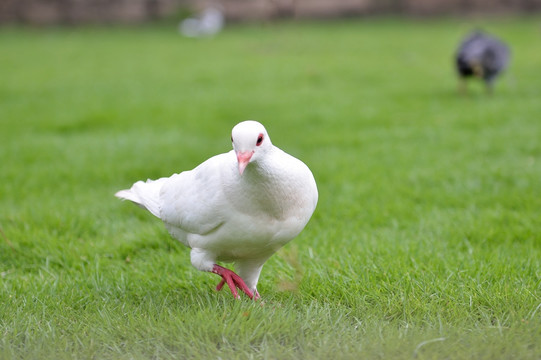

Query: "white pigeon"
left=179, top=6, right=224, bottom=38
left=115, top=120, right=318, bottom=299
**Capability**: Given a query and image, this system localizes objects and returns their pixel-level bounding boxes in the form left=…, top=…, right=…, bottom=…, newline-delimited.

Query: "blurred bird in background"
left=179, top=4, right=224, bottom=38
left=455, top=30, right=510, bottom=94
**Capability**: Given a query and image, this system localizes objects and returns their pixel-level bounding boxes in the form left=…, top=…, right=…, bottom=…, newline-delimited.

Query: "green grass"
left=1, top=16, right=540, bottom=359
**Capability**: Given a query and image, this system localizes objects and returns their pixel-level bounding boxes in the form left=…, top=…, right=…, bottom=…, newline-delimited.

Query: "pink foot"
left=216, top=281, right=261, bottom=300
left=218, top=281, right=261, bottom=300
left=215, top=280, right=260, bottom=300
left=212, top=264, right=255, bottom=299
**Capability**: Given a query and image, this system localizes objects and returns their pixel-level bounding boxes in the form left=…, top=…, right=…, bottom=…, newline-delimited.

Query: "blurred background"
left=2, top=0, right=541, bottom=25
left=1, top=0, right=541, bottom=358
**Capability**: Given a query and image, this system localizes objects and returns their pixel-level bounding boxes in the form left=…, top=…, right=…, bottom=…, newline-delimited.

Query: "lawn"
left=1, top=16, right=540, bottom=359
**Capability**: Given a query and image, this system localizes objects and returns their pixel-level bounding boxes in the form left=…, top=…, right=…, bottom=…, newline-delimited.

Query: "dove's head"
left=231, top=120, right=272, bottom=175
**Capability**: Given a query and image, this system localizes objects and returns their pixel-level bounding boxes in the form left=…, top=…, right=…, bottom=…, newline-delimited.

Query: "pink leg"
left=212, top=265, right=255, bottom=299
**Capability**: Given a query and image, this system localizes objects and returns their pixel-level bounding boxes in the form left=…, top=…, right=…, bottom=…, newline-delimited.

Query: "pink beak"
left=236, top=151, right=253, bottom=175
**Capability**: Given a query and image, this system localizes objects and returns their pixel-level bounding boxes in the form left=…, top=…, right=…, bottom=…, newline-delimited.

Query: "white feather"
left=115, top=178, right=169, bottom=218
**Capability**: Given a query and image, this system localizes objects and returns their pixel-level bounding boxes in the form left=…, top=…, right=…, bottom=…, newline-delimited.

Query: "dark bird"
left=455, top=30, right=510, bottom=94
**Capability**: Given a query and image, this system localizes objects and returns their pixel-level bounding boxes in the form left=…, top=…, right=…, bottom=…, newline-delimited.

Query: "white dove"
left=115, top=120, right=318, bottom=299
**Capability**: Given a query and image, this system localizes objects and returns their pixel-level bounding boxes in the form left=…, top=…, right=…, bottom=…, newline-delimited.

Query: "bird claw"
left=216, top=279, right=226, bottom=292
left=212, top=264, right=256, bottom=300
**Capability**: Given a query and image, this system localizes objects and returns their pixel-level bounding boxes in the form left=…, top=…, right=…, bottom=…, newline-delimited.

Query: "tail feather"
left=115, top=178, right=168, bottom=218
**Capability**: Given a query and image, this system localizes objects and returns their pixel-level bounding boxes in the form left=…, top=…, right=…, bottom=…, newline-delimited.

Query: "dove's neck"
left=238, top=147, right=307, bottom=220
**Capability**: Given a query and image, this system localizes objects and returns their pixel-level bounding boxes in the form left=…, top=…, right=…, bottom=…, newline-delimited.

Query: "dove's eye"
left=231, top=135, right=234, bottom=143
left=256, top=134, right=264, bottom=146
